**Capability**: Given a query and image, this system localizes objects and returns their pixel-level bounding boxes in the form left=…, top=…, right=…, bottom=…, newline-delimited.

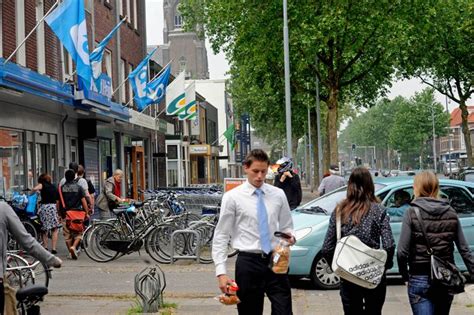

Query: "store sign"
left=157, top=118, right=168, bottom=133
left=224, top=178, right=246, bottom=192
left=130, top=110, right=156, bottom=130
left=189, top=145, right=209, bottom=154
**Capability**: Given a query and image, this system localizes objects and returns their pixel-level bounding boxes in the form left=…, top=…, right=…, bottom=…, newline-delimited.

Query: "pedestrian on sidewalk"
left=59, top=169, right=89, bottom=260
left=96, top=169, right=125, bottom=219
left=0, top=202, right=62, bottom=314
left=274, top=157, right=302, bottom=210
left=60, top=162, right=92, bottom=209
left=212, top=149, right=295, bottom=315
left=77, top=165, right=95, bottom=212
left=322, top=167, right=395, bottom=315
left=397, top=171, right=474, bottom=315
left=32, top=173, right=60, bottom=254
left=318, top=164, right=346, bottom=196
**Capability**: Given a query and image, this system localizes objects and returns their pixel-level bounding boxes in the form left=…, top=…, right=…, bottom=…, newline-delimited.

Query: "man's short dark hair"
left=243, top=149, right=270, bottom=167
left=65, top=169, right=76, bottom=182
left=69, top=162, right=79, bottom=173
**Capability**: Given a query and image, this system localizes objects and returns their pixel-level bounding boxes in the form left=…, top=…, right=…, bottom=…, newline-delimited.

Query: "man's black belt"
left=238, top=251, right=273, bottom=259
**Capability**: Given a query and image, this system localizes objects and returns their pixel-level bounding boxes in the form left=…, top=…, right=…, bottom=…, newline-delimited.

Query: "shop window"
left=167, top=161, right=178, bottom=187
left=167, top=145, right=178, bottom=159
left=70, top=138, right=78, bottom=163
left=0, top=129, right=25, bottom=198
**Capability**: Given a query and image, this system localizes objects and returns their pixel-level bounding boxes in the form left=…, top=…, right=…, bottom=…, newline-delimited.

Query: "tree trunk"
left=310, top=110, right=320, bottom=188
left=327, top=86, right=339, bottom=166
left=324, top=116, right=330, bottom=172
left=459, top=100, right=473, bottom=166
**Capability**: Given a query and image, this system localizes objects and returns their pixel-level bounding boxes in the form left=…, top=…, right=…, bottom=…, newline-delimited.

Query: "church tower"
left=156, top=0, right=209, bottom=79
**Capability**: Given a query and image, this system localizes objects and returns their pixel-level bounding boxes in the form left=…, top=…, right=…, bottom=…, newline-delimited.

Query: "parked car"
left=444, top=161, right=460, bottom=177
left=289, top=177, right=474, bottom=289
left=458, top=167, right=474, bottom=183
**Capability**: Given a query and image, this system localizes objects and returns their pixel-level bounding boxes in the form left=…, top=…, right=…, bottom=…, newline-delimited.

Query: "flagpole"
left=4, top=0, right=60, bottom=64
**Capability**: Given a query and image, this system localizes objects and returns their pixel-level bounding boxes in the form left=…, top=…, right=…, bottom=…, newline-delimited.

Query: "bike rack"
left=170, top=229, right=201, bottom=264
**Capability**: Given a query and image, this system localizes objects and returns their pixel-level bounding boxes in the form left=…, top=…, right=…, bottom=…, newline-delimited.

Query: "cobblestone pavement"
left=40, top=184, right=474, bottom=314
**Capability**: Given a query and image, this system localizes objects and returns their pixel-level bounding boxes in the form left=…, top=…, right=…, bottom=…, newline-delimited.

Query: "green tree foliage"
left=399, top=0, right=474, bottom=165
left=180, top=0, right=412, bottom=165
left=340, top=89, right=450, bottom=169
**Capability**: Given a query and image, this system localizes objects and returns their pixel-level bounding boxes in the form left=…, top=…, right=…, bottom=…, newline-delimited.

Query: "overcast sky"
left=146, top=0, right=465, bottom=111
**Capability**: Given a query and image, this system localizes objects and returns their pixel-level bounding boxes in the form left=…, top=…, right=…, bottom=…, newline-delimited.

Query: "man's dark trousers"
left=235, top=252, right=292, bottom=315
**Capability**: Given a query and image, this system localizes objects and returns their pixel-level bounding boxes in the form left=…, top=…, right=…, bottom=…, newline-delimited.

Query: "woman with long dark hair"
left=397, top=171, right=474, bottom=314
left=322, top=167, right=395, bottom=314
left=33, top=173, right=60, bottom=253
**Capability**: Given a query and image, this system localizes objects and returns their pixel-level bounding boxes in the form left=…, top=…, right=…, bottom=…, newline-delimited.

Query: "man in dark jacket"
left=273, top=157, right=302, bottom=210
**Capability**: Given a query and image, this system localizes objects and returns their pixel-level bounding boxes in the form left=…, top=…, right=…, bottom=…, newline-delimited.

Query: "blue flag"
left=135, top=64, right=171, bottom=111
left=129, top=48, right=157, bottom=105
left=45, top=0, right=92, bottom=90
left=90, top=17, right=126, bottom=90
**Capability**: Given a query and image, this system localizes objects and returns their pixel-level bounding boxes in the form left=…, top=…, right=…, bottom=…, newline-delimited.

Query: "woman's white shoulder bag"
left=331, top=211, right=387, bottom=289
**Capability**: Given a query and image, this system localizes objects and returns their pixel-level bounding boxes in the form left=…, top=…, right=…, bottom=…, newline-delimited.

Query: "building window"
left=63, top=47, right=74, bottom=79
left=36, top=1, right=46, bottom=74
left=128, top=63, right=134, bottom=105
left=84, top=0, right=92, bottom=12
left=118, top=0, right=123, bottom=16
left=174, top=14, right=183, bottom=28
left=126, top=0, right=131, bottom=22
left=120, top=59, right=126, bottom=104
left=15, top=0, right=26, bottom=66
left=104, top=49, right=113, bottom=83
left=133, top=0, right=138, bottom=30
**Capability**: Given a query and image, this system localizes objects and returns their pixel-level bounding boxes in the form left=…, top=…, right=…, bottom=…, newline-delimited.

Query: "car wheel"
left=310, top=252, right=340, bottom=290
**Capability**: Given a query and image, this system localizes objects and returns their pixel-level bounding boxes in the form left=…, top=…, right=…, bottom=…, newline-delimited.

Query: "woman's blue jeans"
left=408, top=275, right=453, bottom=315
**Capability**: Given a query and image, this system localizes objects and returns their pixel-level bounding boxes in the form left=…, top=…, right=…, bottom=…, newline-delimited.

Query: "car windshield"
left=296, top=183, right=386, bottom=214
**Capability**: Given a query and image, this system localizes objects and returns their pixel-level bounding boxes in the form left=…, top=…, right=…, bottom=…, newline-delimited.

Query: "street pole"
left=283, top=0, right=292, bottom=158
left=446, top=95, right=452, bottom=176
left=431, top=103, right=437, bottom=173
left=307, top=104, right=313, bottom=189
left=315, top=56, right=323, bottom=183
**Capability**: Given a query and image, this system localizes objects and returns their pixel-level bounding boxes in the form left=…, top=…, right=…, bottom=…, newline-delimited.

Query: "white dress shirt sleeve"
left=212, top=192, right=236, bottom=277
left=278, top=191, right=294, bottom=234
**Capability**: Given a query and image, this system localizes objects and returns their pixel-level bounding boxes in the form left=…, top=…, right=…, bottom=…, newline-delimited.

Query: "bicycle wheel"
left=5, top=253, right=29, bottom=289
left=22, top=254, right=50, bottom=288
left=22, top=220, right=38, bottom=241
left=145, top=223, right=186, bottom=264
left=83, top=223, right=121, bottom=263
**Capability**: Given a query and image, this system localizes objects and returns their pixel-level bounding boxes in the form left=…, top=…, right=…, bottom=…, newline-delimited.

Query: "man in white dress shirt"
left=212, top=149, right=295, bottom=314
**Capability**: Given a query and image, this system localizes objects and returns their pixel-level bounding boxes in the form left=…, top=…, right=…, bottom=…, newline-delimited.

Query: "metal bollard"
left=134, top=265, right=167, bottom=313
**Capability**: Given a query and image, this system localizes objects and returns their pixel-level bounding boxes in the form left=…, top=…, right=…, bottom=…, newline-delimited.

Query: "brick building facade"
left=0, top=0, right=168, bottom=199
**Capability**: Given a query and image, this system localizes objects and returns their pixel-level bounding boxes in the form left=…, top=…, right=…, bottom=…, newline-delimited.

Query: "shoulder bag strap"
left=413, top=207, right=433, bottom=254
left=58, top=184, right=66, bottom=210
left=336, top=208, right=341, bottom=241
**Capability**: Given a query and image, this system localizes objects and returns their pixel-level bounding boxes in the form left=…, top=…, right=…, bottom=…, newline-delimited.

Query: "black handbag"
left=413, top=207, right=466, bottom=295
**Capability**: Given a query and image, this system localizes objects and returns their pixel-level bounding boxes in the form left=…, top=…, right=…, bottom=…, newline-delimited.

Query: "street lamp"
left=430, top=102, right=437, bottom=173
left=283, top=0, right=292, bottom=158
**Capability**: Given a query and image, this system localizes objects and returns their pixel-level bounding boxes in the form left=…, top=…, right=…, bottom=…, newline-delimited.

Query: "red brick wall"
left=1, top=1, right=145, bottom=88
left=25, top=0, right=38, bottom=71
left=44, top=0, right=61, bottom=80
left=1, top=1, right=62, bottom=80
left=93, top=0, right=146, bottom=103
left=2, top=1, right=17, bottom=62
